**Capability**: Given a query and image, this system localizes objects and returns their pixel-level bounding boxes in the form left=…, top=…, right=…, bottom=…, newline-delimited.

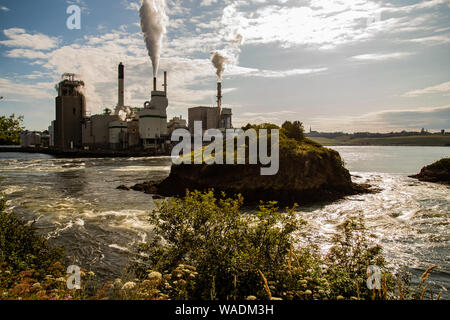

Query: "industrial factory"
left=18, top=0, right=235, bottom=153
left=41, top=62, right=233, bottom=153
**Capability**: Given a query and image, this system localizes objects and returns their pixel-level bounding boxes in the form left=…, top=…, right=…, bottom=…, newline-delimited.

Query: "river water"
left=0, top=146, right=448, bottom=298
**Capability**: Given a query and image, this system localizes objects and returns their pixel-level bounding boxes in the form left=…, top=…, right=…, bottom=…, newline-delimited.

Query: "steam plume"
left=211, top=31, right=244, bottom=82
left=210, top=52, right=228, bottom=82
left=140, top=0, right=168, bottom=77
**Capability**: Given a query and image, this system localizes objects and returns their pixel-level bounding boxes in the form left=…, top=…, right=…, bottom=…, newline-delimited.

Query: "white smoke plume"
left=140, top=0, right=168, bottom=78
left=211, top=30, right=244, bottom=82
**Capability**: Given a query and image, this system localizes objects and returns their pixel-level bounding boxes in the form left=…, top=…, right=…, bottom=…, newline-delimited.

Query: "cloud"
left=0, top=28, right=60, bottom=51
left=0, top=6, right=10, bottom=12
left=309, top=105, right=450, bottom=132
left=122, top=0, right=140, bottom=11
left=213, top=1, right=434, bottom=50
left=3, top=1, right=448, bottom=131
left=351, top=52, right=413, bottom=61
left=66, top=0, right=90, bottom=14
left=234, top=110, right=299, bottom=127
left=200, top=0, right=218, bottom=7
left=5, top=49, right=49, bottom=60
left=371, top=105, right=450, bottom=130
left=0, top=78, right=55, bottom=102
left=407, top=35, right=450, bottom=45
left=384, top=0, right=449, bottom=13
left=226, top=66, right=328, bottom=78
left=2, top=23, right=327, bottom=117
left=403, top=81, right=450, bottom=97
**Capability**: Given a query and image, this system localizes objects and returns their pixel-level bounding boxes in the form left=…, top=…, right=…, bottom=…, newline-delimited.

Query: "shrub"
left=0, top=196, right=64, bottom=274
left=130, top=191, right=402, bottom=300
left=0, top=195, right=94, bottom=300
left=133, top=190, right=300, bottom=300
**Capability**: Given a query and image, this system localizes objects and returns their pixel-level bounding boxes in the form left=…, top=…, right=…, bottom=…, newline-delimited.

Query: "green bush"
left=1, top=193, right=441, bottom=300
left=0, top=196, right=64, bottom=275
left=129, top=191, right=404, bottom=300
left=0, top=114, right=24, bottom=145
left=134, top=190, right=299, bottom=300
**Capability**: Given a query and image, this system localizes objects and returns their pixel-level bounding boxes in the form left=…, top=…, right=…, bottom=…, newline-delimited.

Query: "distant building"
left=40, top=131, right=50, bottom=148
left=55, top=73, right=86, bottom=150
left=188, top=82, right=232, bottom=133
left=20, top=131, right=41, bottom=148
left=127, top=119, right=140, bottom=149
left=109, top=120, right=128, bottom=150
left=168, top=116, right=187, bottom=135
left=48, top=121, right=55, bottom=147
left=188, top=106, right=232, bottom=134
left=82, top=111, right=120, bottom=150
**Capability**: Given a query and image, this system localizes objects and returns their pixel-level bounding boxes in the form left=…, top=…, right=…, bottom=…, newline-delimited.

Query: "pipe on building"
left=153, top=77, right=157, bottom=92
left=118, top=63, right=124, bottom=107
left=217, top=82, right=222, bottom=109
left=164, top=71, right=167, bottom=95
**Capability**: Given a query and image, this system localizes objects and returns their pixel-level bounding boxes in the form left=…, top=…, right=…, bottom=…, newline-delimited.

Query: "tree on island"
left=0, top=114, right=25, bottom=145
left=281, top=120, right=305, bottom=142
left=242, top=121, right=305, bottom=143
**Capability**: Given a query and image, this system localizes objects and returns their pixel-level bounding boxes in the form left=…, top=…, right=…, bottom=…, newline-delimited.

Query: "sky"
left=0, top=0, right=449, bottom=132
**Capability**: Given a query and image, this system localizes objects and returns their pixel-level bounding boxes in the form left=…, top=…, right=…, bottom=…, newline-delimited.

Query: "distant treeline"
left=307, top=130, right=448, bottom=139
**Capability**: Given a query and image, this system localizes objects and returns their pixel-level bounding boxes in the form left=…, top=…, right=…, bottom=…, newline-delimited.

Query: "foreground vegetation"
left=0, top=193, right=443, bottom=300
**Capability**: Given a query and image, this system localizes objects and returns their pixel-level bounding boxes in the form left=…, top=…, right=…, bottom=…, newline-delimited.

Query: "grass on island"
left=0, top=192, right=443, bottom=300
left=184, top=122, right=341, bottom=165
left=423, top=158, right=450, bottom=171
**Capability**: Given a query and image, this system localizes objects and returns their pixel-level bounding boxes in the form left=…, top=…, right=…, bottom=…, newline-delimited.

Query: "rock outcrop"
left=130, top=139, right=371, bottom=205
left=410, top=158, right=450, bottom=185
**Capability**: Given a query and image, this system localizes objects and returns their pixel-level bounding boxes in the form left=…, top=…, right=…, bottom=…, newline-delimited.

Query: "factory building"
left=50, top=62, right=232, bottom=153
left=168, top=116, right=187, bottom=135
left=20, top=131, right=42, bottom=148
left=139, top=72, right=169, bottom=149
left=82, top=110, right=120, bottom=150
left=188, top=82, right=232, bottom=134
left=55, top=73, right=87, bottom=150
left=109, top=120, right=128, bottom=150
left=127, top=119, right=140, bottom=149
left=48, top=121, right=55, bottom=147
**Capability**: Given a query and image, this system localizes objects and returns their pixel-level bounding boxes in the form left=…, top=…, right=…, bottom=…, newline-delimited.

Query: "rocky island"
left=124, top=123, right=372, bottom=205
left=410, top=158, right=450, bottom=185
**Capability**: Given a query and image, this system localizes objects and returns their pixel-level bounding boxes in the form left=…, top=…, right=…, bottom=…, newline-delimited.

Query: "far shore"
left=308, top=135, right=450, bottom=147
left=1, top=142, right=448, bottom=159
left=0, top=146, right=170, bottom=158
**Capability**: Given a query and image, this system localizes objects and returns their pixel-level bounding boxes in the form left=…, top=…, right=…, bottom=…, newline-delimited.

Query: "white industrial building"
left=138, top=72, right=169, bottom=149
left=20, top=131, right=42, bottom=148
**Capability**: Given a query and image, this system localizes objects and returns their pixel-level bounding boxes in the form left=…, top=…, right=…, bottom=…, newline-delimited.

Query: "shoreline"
left=0, top=146, right=170, bottom=158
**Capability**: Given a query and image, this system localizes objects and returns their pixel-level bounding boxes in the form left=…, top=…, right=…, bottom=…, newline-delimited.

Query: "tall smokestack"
left=118, top=63, right=124, bottom=107
left=163, top=71, right=167, bottom=95
left=217, top=82, right=222, bottom=109
left=153, top=77, right=157, bottom=92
